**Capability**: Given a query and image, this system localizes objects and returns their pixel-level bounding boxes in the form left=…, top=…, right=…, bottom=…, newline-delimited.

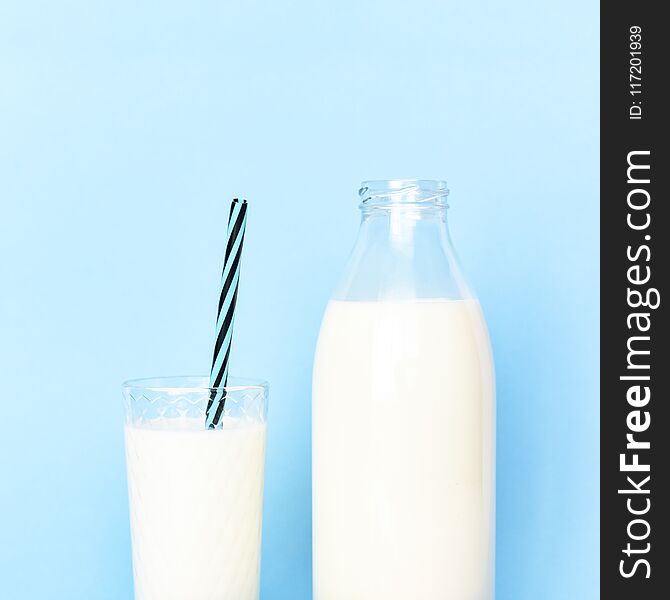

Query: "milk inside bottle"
left=312, top=180, right=495, bottom=600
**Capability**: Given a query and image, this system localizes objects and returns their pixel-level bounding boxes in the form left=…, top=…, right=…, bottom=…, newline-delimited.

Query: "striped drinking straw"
left=205, top=198, right=248, bottom=428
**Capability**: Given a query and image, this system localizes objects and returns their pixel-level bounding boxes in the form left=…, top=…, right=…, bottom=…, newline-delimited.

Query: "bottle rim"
left=359, top=179, right=449, bottom=207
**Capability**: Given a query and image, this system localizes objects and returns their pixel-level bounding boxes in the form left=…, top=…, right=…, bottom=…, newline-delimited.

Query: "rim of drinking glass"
left=122, top=375, right=268, bottom=394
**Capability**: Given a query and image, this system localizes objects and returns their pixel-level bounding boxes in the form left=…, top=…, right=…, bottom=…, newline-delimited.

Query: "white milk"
left=125, top=418, right=267, bottom=600
left=313, top=299, right=495, bottom=600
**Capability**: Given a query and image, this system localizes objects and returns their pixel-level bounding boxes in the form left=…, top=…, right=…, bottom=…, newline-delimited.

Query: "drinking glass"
left=123, top=376, right=268, bottom=600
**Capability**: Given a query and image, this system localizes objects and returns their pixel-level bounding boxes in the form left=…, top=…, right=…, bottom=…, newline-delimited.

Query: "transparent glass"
left=313, top=180, right=496, bottom=599
left=123, top=376, right=268, bottom=600
left=333, top=179, right=471, bottom=301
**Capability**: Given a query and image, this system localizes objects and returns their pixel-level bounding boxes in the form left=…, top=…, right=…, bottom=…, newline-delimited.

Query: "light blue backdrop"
left=0, top=1, right=599, bottom=598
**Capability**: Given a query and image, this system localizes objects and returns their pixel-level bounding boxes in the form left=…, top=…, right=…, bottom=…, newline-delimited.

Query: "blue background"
left=0, top=1, right=599, bottom=598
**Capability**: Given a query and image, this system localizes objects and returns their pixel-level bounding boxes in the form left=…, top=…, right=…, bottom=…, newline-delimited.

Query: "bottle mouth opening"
left=359, top=179, right=449, bottom=207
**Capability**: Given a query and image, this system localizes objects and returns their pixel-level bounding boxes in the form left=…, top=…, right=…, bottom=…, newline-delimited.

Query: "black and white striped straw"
left=205, top=198, right=248, bottom=428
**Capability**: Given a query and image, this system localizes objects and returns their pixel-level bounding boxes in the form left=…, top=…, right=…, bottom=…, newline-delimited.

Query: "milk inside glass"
left=123, top=378, right=268, bottom=600
left=312, top=180, right=495, bottom=599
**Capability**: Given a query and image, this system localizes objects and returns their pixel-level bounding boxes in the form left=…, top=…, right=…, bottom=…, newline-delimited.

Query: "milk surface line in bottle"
left=312, top=180, right=496, bottom=600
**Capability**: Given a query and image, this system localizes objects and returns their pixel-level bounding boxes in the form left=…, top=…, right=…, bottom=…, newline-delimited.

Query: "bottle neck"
left=358, top=178, right=451, bottom=252
left=359, top=204, right=451, bottom=254
left=332, top=180, right=473, bottom=302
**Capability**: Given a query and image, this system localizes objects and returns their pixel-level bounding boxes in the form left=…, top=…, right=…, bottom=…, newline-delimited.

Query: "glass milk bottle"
left=312, top=180, right=495, bottom=600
